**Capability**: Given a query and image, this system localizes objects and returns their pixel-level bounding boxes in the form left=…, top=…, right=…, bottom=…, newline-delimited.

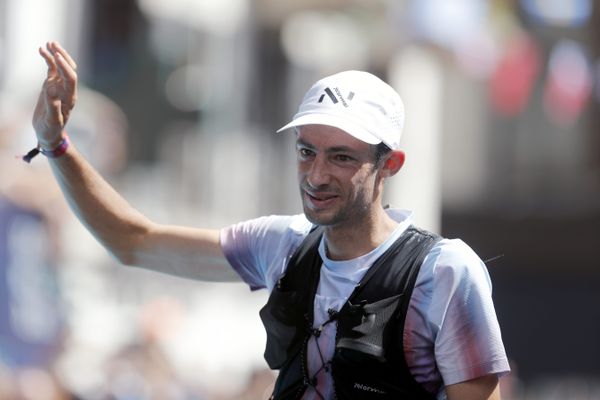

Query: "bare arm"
left=446, top=374, right=501, bottom=400
left=31, top=42, right=238, bottom=282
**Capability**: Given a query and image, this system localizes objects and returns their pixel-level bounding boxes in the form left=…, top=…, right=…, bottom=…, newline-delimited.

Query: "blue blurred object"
left=520, top=0, right=592, bottom=27
left=0, top=198, right=64, bottom=368
left=407, top=0, right=489, bottom=49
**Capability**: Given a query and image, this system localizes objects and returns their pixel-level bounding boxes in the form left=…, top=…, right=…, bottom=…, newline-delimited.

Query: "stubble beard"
left=301, top=186, right=371, bottom=228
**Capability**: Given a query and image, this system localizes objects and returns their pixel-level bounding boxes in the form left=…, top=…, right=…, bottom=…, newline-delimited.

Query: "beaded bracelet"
left=22, top=135, right=70, bottom=163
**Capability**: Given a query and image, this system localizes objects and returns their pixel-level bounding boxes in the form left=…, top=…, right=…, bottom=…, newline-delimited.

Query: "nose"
left=305, top=155, right=331, bottom=188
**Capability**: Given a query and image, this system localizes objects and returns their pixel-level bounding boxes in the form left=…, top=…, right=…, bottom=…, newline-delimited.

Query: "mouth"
left=303, top=189, right=339, bottom=210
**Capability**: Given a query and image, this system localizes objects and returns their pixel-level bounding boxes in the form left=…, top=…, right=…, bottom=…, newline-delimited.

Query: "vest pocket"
left=336, top=294, right=403, bottom=361
left=260, top=288, right=305, bottom=369
left=332, top=294, right=407, bottom=398
left=332, top=351, right=423, bottom=399
left=332, top=350, right=394, bottom=398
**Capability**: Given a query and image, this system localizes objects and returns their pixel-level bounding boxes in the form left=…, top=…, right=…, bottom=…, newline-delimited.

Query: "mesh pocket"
left=336, top=294, right=403, bottom=360
left=260, top=289, right=305, bottom=369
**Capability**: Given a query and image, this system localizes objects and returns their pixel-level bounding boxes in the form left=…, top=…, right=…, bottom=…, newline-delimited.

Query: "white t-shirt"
left=220, top=209, right=510, bottom=399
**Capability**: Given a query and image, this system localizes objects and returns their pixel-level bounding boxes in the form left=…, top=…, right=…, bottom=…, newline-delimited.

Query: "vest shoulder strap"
left=276, top=224, right=323, bottom=292
left=348, top=225, right=441, bottom=304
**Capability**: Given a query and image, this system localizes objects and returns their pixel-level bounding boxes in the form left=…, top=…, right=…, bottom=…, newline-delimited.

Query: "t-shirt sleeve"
left=424, top=239, right=510, bottom=386
left=219, top=214, right=312, bottom=291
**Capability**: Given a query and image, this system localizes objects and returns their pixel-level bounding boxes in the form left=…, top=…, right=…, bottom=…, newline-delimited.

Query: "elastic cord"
left=22, top=135, right=70, bottom=163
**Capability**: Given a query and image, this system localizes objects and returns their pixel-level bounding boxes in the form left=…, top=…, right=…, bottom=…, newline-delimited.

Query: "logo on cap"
left=318, top=87, right=355, bottom=108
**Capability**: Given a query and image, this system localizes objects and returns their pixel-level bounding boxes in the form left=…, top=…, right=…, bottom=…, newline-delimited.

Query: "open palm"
left=32, top=41, right=78, bottom=148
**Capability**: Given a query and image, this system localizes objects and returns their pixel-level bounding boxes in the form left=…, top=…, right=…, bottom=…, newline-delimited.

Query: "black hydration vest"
left=259, top=225, right=441, bottom=400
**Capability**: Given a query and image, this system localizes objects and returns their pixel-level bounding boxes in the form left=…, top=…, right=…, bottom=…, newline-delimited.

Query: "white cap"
left=277, top=70, right=405, bottom=150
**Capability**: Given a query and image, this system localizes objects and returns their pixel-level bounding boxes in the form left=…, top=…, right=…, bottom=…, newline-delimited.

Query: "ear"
left=380, top=151, right=405, bottom=178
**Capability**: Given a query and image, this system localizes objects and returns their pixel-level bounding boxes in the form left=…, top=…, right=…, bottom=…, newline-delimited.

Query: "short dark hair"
left=373, top=142, right=392, bottom=168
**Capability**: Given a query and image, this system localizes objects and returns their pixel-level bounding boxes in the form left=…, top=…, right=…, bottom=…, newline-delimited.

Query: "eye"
left=298, top=148, right=314, bottom=158
left=334, top=154, right=353, bottom=162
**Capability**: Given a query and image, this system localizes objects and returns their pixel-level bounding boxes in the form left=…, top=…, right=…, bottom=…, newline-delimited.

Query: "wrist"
left=38, top=131, right=66, bottom=150
left=40, top=135, right=70, bottom=158
left=21, top=133, right=70, bottom=163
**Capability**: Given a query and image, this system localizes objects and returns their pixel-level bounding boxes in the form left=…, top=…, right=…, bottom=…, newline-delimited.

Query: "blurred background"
left=1, top=0, right=599, bottom=399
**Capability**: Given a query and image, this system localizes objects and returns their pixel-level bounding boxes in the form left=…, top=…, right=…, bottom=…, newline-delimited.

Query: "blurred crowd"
left=1, top=0, right=600, bottom=398
left=0, top=90, right=275, bottom=399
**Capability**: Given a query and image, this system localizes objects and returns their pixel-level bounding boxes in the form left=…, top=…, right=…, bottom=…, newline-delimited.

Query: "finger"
left=39, top=46, right=57, bottom=76
left=51, top=41, right=77, bottom=70
left=54, top=52, right=77, bottom=107
left=55, top=52, right=77, bottom=89
left=46, top=41, right=58, bottom=60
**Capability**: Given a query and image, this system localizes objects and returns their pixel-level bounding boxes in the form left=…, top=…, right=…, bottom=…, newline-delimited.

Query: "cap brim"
left=276, top=113, right=381, bottom=145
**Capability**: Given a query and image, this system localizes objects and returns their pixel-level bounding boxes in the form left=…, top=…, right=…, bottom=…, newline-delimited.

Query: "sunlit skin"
left=34, top=42, right=78, bottom=148
left=32, top=43, right=504, bottom=399
left=296, top=124, right=405, bottom=260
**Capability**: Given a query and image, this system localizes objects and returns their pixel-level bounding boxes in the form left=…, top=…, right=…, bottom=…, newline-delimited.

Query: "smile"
left=303, top=190, right=339, bottom=209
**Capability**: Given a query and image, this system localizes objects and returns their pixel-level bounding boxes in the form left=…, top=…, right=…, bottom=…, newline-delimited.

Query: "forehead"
left=296, top=124, right=371, bottom=152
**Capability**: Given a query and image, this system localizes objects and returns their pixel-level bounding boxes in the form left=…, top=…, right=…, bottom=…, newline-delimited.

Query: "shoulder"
left=410, top=237, right=495, bottom=336
left=407, top=238, right=510, bottom=386
left=418, top=238, right=491, bottom=292
left=220, top=214, right=313, bottom=291
left=221, top=214, right=312, bottom=250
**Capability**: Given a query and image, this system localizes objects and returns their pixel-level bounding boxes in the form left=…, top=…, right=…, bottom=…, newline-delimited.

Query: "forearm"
left=31, top=42, right=235, bottom=281
left=46, top=141, right=237, bottom=281
left=48, top=139, right=152, bottom=265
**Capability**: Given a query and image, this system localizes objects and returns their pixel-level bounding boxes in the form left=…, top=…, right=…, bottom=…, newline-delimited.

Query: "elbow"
left=101, top=224, right=152, bottom=267
left=111, top=248, right=138, bottom=267
left=108, top=236, right=149, bottom=267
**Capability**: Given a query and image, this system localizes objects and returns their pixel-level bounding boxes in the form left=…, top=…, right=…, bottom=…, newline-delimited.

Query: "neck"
left=323, top=207, right=398, bottom=261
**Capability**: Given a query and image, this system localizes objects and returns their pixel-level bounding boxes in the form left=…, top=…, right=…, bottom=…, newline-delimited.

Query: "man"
left=31, top=41, right=509, bottom=399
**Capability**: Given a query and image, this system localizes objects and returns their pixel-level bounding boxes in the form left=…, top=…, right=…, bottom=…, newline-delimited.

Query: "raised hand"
left=32, top=41, right=78, bottom=149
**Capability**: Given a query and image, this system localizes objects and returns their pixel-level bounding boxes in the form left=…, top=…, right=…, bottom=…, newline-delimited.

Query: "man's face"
left=296, top=124, right=381, bottom=227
